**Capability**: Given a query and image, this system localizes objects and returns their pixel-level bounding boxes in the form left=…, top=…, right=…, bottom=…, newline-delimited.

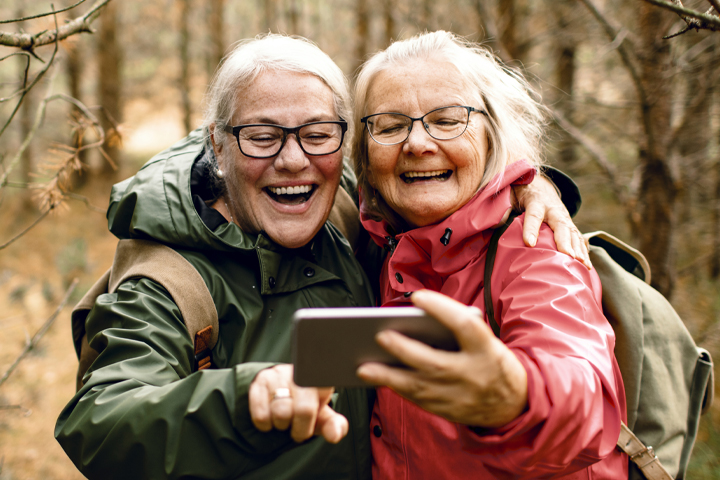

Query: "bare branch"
left=0, top=10, right=60, bottom=141
left=0, top=279, right=79, bottom=389
left=641, top=0, right=720, bottom=30
left=0, top=0, right=111, bottom=49
left=0, top=72, right=57, bottom=189
left=551, top=108, right=638, bottom=224
left=0, top=0, right=89, bottom=24
left=0, top=208, right=52, bottom=250
left=0, top=52, right=30, bottom=103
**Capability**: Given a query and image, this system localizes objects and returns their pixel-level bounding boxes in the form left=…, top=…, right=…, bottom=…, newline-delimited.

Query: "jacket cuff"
left=460, top=349, right=550, bottom=446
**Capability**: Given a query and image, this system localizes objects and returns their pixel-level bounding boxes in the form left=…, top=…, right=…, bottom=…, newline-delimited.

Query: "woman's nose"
left=403, top=120, right=438, bottom=156
left=274, top=134, right=309, bottom=172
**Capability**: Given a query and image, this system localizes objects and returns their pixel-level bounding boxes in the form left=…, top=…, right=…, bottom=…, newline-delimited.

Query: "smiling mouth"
left=265, top=184, right=316, bottom=205
left=400, top=170, right=452, bottom=183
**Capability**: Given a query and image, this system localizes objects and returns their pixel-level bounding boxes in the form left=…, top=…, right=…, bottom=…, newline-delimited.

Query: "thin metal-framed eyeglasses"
left=223, top=120, right=348, bottom=159
left=361, top=105, right=487, bottom=146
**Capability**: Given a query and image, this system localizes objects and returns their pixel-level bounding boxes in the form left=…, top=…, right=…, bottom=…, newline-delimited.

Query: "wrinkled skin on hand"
left=512, top=175, right=591, bottom=269
left=249, top=364, right=349, bottom=443
left=357, top=290, right=529, bottom=428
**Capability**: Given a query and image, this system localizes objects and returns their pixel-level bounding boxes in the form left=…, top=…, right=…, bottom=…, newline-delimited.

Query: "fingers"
left=521, top=203, right=544, bottom=248
left=410, top=289, right=494, bottom=352
left=314, top=404, right=349, bottom=444
left=249, top=365, right=348, bottom=443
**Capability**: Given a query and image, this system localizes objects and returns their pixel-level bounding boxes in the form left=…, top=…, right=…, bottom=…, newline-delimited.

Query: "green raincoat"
left=55, top=129, right=375, bottom=480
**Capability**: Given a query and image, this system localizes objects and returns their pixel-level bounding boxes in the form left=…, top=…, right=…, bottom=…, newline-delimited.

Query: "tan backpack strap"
left=109, top=239, right=219, bottom=359
left=328, top=186, right=360, bottom=251
left=72, top=268, right=111, bottom=357
left=617, top=422, right=673, bottom=480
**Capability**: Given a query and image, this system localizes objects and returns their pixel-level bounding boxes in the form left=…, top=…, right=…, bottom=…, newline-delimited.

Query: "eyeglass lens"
left=237, top=123, right=344, bottom=157
left=366, top=106, right=471, bottom=145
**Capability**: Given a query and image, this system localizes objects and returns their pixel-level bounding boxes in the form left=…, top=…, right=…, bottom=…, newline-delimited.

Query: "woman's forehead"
left=366, top=60, right=474, bottom=113
left=234, top=70, right=337, bottom=124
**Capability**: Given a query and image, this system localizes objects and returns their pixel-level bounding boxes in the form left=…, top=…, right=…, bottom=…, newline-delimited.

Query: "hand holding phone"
left=292, top=306, right=458, bottom=387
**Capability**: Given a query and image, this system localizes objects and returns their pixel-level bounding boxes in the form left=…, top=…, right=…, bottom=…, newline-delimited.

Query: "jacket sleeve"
left=458, top=218, right=625, bottom=477
left=54, top=278, right=299, bottom=480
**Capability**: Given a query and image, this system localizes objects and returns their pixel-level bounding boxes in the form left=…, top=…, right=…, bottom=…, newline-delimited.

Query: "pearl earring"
left=216, top=169, right=225, bottom=179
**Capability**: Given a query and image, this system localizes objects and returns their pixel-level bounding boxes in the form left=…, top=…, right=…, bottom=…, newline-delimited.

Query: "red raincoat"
left=360, top=161, right=628, bottom=479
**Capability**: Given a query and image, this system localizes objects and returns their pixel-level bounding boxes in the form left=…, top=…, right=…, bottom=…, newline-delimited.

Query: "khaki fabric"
left=71, top=239, right=218, bottom=390
left=588, top=237, right=714, bottom=480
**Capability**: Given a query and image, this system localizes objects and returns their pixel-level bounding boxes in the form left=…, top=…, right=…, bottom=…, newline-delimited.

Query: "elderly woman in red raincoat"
left=352, top=31, right=628, bottom=479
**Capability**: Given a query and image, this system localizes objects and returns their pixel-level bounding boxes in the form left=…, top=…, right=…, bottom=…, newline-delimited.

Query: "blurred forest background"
left=1, top=0, right=719, bottom=478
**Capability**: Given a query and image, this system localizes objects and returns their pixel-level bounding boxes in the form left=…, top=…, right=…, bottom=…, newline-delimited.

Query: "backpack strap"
left=483, top=212, right=518, bottom=337
left=584, top=231, right=651, bottom=284
left=617, top=422, right=673, bottom=480
left=110, top=239, right=219, bottom=370
left=72, top=239, right=218, bottom=389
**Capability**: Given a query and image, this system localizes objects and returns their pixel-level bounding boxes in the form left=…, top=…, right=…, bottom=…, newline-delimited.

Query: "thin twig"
left=0, top=0, right=111, bottom=49
left=551, top=110, right=627, bottom=202
left=0, top=0, right=88, bottom=24
left=641, top=0, right=720, bottom=29
left=0, top=405, right=32, bottom=416
left=0, top=52, right=30, bottom=103
left=0, top=9, right=59, bottom=141
left=0, top=69, right=58, bottom=188
left=63, top=192, right=106, bottom=213
left=0, top=208, right=52, bottom=250
left=0, top=278, right=79, bottom=389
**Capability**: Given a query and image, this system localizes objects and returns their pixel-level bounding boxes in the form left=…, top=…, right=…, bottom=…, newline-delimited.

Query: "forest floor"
left=0, top=154, right=719, bottom=479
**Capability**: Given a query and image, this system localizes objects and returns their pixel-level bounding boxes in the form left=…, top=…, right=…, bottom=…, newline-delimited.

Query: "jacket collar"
left=360, top=160, right=536, bottom=292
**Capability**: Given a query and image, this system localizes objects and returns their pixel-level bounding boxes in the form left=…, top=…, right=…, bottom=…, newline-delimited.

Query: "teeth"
left=268, top=185, right=312, bottom=195
left=404, top=170, right=449, bottom=178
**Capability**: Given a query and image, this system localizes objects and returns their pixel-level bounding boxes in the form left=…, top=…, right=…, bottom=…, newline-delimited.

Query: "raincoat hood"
left=107, top=128, right=259, bottom=252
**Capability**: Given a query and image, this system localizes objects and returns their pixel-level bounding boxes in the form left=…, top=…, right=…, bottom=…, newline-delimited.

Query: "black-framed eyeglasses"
left=361, top=105, right=487, bottom=146
left=223, top=120, right=348, bottom=158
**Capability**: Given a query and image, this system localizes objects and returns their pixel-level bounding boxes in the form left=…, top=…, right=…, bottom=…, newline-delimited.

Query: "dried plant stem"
left=0, top=278, right=79, bottom=389
left=0, top=72, right=56, bottom=190
left=0, top=208, right=52, bottom=250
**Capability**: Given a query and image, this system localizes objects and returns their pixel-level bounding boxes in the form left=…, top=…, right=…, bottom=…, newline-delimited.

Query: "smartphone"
left=291, top=307, right=459, bottom=387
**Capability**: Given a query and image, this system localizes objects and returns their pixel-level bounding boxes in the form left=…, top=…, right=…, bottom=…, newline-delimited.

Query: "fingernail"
left=375, top=331, right=391, bottom=346
left=528, top=234, right=536, bottom=247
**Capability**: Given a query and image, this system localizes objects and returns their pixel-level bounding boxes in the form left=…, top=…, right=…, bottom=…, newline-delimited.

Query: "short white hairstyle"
left=352, top=31, right=547, bottom=227
left=203, top=33, right=352, bottom=154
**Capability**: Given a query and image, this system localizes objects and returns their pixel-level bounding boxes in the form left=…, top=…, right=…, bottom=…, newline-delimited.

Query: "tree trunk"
left=97, top=0, right=122, bottom=178
left=383, top=0, right=395, bottom=46
left=552, top=1, right=576, bottom=166
left=635, top=3, right=676, bottom=297
left=207, top=0, right=225, bottom=75
left=65, top=38, right=89, bottom=189
left=179, top=0, right=192, bottom=135
left=354, top=0, right=369, bottom=74
left=265, top=0, right=277, bottom=31
left=18, top=49, right=34, bottom=211
left=289, top=0, right=301, bottom=35
left=675, top=43, right=715, bottom=231
left=498, top=0, right=517, bottom=59
left=712, top=158, right=720, bottom=279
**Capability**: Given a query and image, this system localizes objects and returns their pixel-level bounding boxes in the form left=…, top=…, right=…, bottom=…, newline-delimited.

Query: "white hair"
left=352, top=31, right=547, bottom=227
left=203, top=33, right=352, bottom=154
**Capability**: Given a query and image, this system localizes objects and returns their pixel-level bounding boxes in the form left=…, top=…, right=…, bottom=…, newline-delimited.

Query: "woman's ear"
left=210, top=124, right=223, bottom=156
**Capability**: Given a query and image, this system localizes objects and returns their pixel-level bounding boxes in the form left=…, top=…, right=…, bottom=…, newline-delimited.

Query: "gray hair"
left=352, top=30, right=547, bottom=228
left=203, top=33, right=352, bottom=154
